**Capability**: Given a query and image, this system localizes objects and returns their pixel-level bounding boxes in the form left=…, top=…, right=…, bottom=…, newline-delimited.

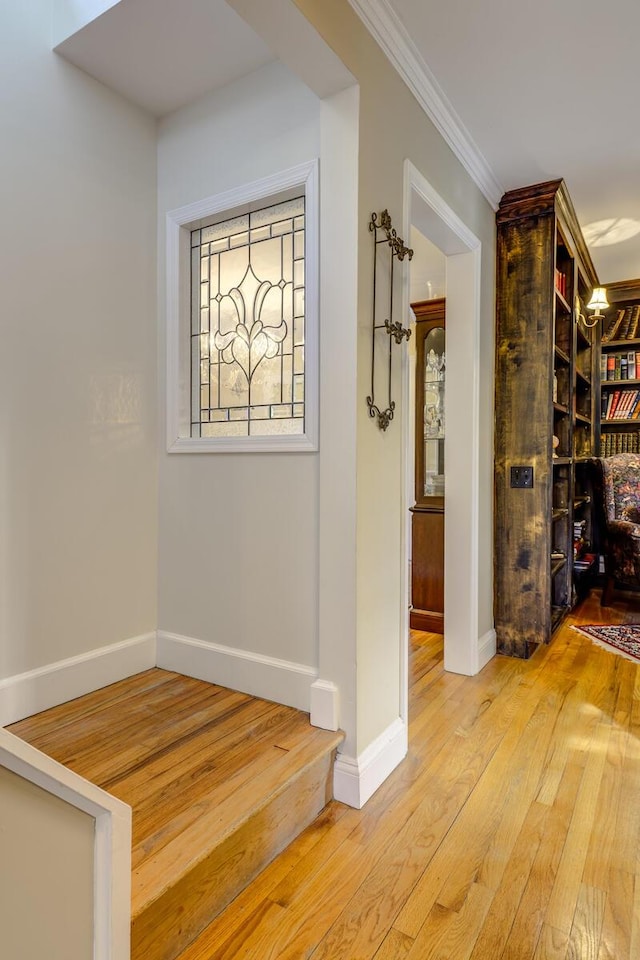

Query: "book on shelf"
left=613, top=391, right=629, bottom=419
left=616, top=390, right=639, bottom=418
left=574, top=553, right=596, bottom=573
left=602, top=304, right=640, bottom=342
left=601, top=431, right=640, bottom=455
left=601, top=393, right=608, bottom=419
left=607, top=390, right=621, bottom=418
left=604, top=388, right=640, bottom=420
left=554, top=269, right=567, bottom=300
left=603, top=308, right=626, bottom=342
left=602, top=350, right=640, bottom=380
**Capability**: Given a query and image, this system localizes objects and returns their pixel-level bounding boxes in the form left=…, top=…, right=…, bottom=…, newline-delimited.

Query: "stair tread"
left=8, top=667, right=344, bottom=946
left=131, top=724, right=342, bottom=914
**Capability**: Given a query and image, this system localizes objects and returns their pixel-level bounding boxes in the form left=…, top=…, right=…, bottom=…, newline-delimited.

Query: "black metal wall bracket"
left=367, top=209, right=413, bottom=431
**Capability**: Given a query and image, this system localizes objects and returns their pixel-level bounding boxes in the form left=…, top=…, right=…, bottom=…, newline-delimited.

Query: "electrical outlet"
left=510, top=465, right=534, bottom=488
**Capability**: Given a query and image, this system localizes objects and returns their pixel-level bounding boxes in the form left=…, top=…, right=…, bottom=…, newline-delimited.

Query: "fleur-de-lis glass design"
left=214, top=264, right=287, bottom=387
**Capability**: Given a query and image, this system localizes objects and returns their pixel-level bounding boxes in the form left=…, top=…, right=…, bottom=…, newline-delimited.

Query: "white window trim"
left=166, top=160, right=319, bottom=453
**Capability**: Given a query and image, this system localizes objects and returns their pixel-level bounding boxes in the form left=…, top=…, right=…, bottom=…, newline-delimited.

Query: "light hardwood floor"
left=177, top=590, right=640, bottom=959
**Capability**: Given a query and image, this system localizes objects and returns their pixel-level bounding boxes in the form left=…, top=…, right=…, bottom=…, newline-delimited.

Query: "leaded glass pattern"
left=191, top=197, right=305, bottom=438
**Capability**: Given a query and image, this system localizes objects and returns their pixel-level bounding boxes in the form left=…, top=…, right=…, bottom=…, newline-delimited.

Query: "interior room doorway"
left=407, top=232, right=446, bottom=634
left=400, top=161, right=486, bottom=724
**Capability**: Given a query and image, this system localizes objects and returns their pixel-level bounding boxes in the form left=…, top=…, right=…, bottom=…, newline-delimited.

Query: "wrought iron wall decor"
left=367, top=209, right=413, bottom=430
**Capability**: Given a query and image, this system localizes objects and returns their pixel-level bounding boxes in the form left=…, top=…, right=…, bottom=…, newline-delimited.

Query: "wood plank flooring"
left=174, top=590, right=640, bottom=959
left=8, top=670, right=343, bottom=960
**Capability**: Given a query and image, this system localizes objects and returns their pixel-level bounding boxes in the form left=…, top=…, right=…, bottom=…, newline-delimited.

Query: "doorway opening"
left=400, top=161, right=491, bottom=724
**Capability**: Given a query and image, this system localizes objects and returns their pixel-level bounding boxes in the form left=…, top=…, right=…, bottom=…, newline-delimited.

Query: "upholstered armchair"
left=594, top=453, right=640, bottom=606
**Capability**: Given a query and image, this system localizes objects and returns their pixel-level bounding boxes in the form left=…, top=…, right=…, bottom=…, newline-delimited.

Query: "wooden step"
left=8, top=668, right=343, bottom=960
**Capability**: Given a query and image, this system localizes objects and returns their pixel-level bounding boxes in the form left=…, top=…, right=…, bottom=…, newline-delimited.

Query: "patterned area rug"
left=575, top=623, right=640, bottom=662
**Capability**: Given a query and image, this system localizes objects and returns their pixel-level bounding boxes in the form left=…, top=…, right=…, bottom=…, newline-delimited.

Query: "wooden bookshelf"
left=495, top=180, right=599, bottom=657
left=598, top=279, right=640, bottom=455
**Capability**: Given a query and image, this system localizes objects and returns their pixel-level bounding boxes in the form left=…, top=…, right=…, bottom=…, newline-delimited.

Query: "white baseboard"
left=156, top=631, right=317, bottom=713
left=310, top=678, right=339, bottom=731
left=478, top=628, right=497, bottom=672
left=333, top=716, right=407, bottom=809
left=0, top=633, right=157, bottom=727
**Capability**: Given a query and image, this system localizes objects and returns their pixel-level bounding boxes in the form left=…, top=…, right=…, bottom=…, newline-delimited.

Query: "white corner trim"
left=156, top=631, right=317, bottom=713
left=478, top=628, right=497, bottom=672
left=0, top=727, right=132, bottom=960
left=348, top=0, right=503, bottom=210
left=333, top=717, right=407, bottom=809
left=310, top=678, right=339, bottom=731
left=0, top=633, right=157, bottom=727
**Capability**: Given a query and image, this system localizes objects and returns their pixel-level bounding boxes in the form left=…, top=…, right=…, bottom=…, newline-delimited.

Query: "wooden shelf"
left=495, top=179, right=598, bottom=657
left=601, top=338, right=640, bottom=349
left=601, top=378, right=640, bottom=388
left=599, top=281, right=640, bottom=456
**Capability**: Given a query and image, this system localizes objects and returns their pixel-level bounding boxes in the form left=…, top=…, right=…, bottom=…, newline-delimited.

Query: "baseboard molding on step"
left=333, top=716, right=407, bottom=809
left=156, top=631, right=317, bottom=713
left=0, top=632, right=157, bottom=726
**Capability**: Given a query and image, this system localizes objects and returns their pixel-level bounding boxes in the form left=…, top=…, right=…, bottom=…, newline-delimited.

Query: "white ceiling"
left=54, top=0, right=274, bottom=117
left=383, top=0, right=640, bottom=285
left=55, top=0, right=640, bottom=286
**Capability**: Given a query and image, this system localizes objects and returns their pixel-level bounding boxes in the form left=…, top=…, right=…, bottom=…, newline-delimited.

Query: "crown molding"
left=348, top=0, right=503, bottom=210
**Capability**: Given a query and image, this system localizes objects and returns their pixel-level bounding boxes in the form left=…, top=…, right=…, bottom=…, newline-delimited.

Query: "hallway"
left=177, top=591, right=640, bottom=959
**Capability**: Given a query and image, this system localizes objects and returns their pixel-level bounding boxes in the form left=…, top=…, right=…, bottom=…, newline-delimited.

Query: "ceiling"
left=54, top=0, right=274, bottom=117
left=379, top=0, right=640, bottom=285
left=56, top=0, right=640, bottom=286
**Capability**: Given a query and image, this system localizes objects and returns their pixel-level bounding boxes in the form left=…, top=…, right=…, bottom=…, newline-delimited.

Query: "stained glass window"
left=190, top=197, right=305, bottom=438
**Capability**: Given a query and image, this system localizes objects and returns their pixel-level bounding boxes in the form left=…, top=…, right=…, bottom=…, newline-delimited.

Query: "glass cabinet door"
left=412, top=298, right=445, bottom=507
left=423, top=325, right=445, bottom=497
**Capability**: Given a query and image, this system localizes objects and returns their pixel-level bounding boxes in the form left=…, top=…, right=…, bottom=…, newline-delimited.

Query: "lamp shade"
left=587, top=287, right=609, bottom=312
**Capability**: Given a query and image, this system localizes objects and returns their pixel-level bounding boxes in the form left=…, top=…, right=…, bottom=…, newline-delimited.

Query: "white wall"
left=0, top=766, right=95, bottom=960
left=294, top=0, right=496, bottom=759
left=157, top=62, right=322, bottom=674
left=0, top=2, right=158, bottom=682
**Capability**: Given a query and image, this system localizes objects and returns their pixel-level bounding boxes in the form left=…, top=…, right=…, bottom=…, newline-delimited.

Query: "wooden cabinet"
left=410, top=298, right=445, bottom=633
left=495, top=180, right=599, bottom=657
left=598, top=278, right=640, bottom=455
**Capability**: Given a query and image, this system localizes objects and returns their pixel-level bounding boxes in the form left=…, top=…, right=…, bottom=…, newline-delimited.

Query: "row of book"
left=600, top=351, right=640, bottom=380
left=601, top=431, right=640, bottom=456
left=601, top=389, right=640, bottom=420
left=602, top=304, right=640, bottom=342
left=554, top=269, right=568, bottom=301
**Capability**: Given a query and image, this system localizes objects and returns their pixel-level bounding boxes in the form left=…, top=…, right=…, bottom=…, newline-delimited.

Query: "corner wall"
left=0, top=3, right=158, bottom=684
left=157, top=62, right=323, bottom=696
left=294, top=0, right=496, bottom=762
